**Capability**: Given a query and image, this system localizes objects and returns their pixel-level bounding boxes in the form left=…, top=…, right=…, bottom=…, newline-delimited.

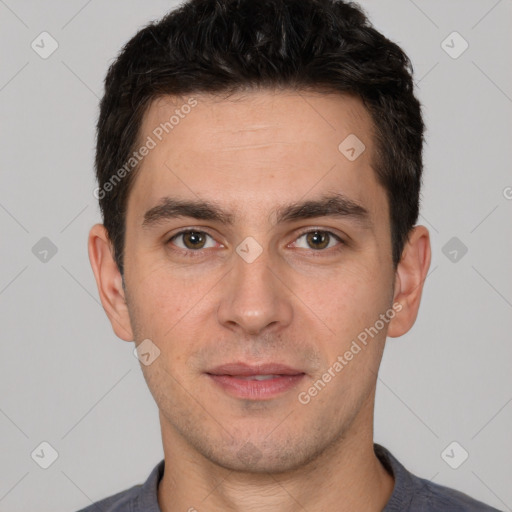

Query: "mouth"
left=206, top=362, right=306, bottom=400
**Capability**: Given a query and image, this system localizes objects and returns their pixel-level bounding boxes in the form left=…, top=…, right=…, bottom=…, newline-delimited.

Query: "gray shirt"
left=76, top=444, right=502, bottom=511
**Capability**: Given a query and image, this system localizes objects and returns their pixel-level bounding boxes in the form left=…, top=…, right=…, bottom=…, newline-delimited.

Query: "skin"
left=88, top=89, right=431, bottom=512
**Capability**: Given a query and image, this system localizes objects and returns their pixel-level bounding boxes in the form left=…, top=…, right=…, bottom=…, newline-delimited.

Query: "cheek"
left=304, top=264, right=386, bottom=331
left=138, top=276, right=213, bottom=358
left=126, top=269, right=186, bottom=345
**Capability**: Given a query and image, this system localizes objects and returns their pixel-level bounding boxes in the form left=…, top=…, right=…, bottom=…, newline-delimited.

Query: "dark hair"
left=95, top=0, right=424, bottom=276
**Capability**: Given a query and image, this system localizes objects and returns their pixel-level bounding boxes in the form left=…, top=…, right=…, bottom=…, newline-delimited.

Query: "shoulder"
left=375, top=444, right=502, bottom=512
left=74, top=459, right=165, bottom=512
left=409, top=475, right=503, bottom=511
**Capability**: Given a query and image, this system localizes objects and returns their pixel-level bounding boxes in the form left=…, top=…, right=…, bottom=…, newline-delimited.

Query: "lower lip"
left=207, top=374, right=305, bottom=400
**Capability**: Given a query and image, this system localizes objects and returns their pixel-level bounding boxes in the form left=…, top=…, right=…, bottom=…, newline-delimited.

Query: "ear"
left=387, top=225, right=431, bottom=338
left=88, top=223, right=134, bottom=341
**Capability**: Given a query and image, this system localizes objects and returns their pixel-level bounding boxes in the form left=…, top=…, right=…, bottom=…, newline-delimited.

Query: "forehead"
left=127, top=89, right=387, bottom=227
left=143, top=89, right=373, bottom=152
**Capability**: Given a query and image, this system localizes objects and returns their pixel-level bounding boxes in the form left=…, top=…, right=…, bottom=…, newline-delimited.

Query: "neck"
left=157, top=396, right=394, bottom=512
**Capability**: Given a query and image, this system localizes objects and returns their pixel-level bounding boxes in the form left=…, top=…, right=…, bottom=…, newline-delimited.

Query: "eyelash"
left=166, top=229, right=345, bottom=258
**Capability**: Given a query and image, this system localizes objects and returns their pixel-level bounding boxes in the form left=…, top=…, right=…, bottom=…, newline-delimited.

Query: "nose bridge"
left=217, top=245, right=293, bottom=335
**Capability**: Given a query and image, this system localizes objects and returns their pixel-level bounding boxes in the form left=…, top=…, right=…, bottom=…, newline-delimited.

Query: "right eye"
left=167, top=230, right=220, bottom=253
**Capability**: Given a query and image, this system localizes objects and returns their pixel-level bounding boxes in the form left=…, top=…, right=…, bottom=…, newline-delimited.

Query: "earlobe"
left=88, top=223, right=134, bottom=341
left=387, top=225, right=431, bottom=338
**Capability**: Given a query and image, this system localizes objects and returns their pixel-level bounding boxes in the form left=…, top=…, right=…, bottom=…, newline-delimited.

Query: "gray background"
left=0, top=0, right=511, bottom=511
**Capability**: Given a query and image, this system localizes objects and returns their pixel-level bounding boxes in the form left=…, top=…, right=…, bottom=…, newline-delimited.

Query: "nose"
left=216, top=246, right=293, bottom=336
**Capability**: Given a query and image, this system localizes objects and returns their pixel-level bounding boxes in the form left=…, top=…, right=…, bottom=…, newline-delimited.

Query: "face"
left=106, top=90, right=404, bottom=472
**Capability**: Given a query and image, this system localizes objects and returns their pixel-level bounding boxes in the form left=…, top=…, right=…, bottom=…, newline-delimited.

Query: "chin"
left=196, top=433, right=329, bottom=475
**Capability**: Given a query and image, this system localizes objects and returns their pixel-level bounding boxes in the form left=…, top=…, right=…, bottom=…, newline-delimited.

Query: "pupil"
left=185, top=231, right=204, bottom=249
left=307, top=231, right=328, bottom=250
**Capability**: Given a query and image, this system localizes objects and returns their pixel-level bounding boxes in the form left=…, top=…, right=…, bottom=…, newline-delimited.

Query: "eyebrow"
left=141, top=192, right=372, bottom=230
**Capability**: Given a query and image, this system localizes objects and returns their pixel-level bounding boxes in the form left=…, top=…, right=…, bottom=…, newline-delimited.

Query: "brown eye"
left=292, top=230, right=343, bottom=251
left=182, top=231, right=206, bottom=249
left=305, top=231, right=330, bottom=250
left=170, top=230, right=216, bottom=250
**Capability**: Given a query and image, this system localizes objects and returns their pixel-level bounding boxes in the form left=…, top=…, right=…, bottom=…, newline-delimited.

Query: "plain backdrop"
left=0, top=1, right=511, bottom=511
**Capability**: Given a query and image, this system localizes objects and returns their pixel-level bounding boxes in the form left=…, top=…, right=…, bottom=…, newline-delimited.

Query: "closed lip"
left=206, top=362, right=305, bottom=377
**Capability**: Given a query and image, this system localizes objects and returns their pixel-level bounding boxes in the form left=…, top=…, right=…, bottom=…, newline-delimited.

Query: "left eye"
left=292, top=230, right=342, bottom=250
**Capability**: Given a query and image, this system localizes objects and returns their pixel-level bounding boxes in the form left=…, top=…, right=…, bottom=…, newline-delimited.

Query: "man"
left=82, top=0, right=500, bottom=510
